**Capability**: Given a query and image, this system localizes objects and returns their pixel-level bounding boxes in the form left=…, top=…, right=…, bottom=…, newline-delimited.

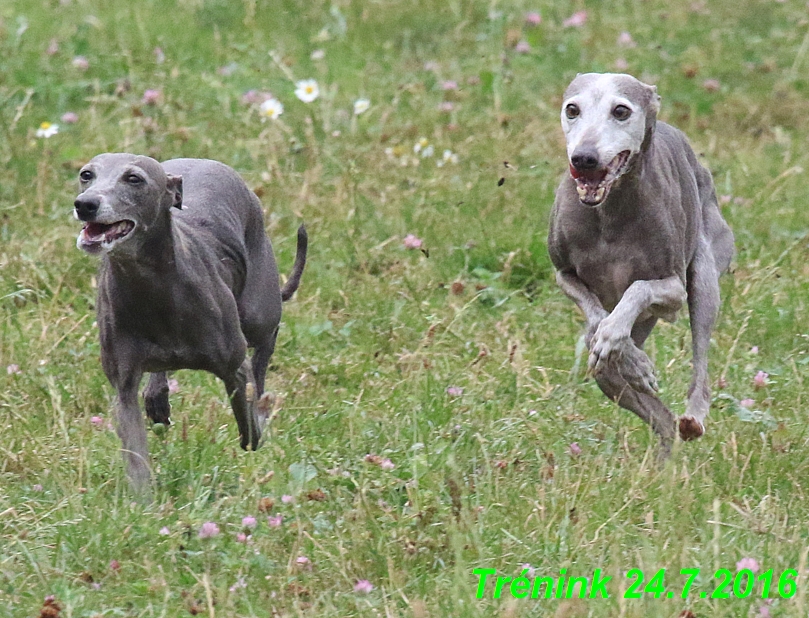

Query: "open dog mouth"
left=569, top=150, right=630, bottom=206
left=77, top=220, right=136, bottom=254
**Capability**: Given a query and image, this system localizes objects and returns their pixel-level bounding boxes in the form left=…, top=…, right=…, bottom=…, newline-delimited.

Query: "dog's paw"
left=239, top=411, right=263, bottom=452
left=588, top=320, right=630, bottom=375
left=614, top=344, right=658, bottom=395
left=239, top=429, right=261, bottom=451
left=678, top=416, right=705, bottom=441
left=589, top=328, right=657, bottom=395
left=145, top=392, right=171, bottom=425
left=257, top=392, right=274, bottom=415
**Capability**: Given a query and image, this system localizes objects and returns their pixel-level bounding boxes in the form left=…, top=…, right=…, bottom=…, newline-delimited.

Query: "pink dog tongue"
left=569, top=164, right=606, bottom=184
left=571, top=172, right=608, bottom=204
left=83, top=222, right=109, bottom=242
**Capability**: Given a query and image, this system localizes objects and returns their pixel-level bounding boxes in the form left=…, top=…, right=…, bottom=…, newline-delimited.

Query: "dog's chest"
left=568, top=224, right=679, bottom=311
left=98, top=264, right=238, bottom=373
left=100, top=293, right=210, bottom=369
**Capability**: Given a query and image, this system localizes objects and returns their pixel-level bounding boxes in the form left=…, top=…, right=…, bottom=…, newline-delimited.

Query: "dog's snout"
left=74, top=195, right=101, bottom=220
left=571, top=151, right=600, bottom=171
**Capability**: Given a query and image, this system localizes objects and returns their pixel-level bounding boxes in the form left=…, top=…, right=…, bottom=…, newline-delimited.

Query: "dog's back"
left=162, top=158, right=265, bottom=251
left=161, top=158, right=282, bottom=325
left=648, top=123, right=734, bottom=274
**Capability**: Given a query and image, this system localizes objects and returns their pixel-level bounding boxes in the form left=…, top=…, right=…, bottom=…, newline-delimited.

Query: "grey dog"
left=75, top=154, right=307, bottom=495
left=548, top=73, right=734, bottom=456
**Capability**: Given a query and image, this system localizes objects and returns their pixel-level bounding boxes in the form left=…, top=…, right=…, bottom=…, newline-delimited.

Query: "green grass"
left=2, top=0, right=809, bottom=616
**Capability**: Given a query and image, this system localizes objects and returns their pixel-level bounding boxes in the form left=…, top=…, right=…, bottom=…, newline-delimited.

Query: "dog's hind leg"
left=679, top=241, right=721, bottom=441
left=622, top=316, right=660, bottom=394
left=222, top=358, right=261, bottom=451
left=595, top=363, right=677, bottom=460
left=250, top=328, right=279, bottom=430
left=251, top=327, right=279, bottom=399
left=143, top=372, right=171, bottom=425
left=594, top=316, right=676, bottom=459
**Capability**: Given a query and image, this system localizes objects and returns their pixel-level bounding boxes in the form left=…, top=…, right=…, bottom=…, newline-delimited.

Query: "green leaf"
left=289, top=462, right=317, bottom=487
left=308, top=320, right=333, bottom=336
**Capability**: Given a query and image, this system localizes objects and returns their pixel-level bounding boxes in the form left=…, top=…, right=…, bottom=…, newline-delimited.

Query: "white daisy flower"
left=294, top=79, right=320, bottom=103
left=420, top=144, right=434, bottom=158
left=413, top=137, right=429, bottom=154
left=36, top=122, right=59, bottom=138
left=259, top=97, right=284, bottom=120
left=353, top=98, right=370, bottom=115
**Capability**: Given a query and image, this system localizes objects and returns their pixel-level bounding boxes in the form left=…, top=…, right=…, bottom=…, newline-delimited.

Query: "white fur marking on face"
left=559, top=73, right=657, bottom=205
left=561, top=74, right=648, bottom=167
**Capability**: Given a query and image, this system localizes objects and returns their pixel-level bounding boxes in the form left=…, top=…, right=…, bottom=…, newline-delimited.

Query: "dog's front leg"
left=555, top=271, right=609, bottom=346
left=589, top=276, right=686, bottom=393
left=113, top=371, right=152, bottom=500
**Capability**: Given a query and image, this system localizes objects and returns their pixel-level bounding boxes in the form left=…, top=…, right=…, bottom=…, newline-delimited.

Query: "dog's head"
left=74, top=153, right=182, bottom=255
left=560, top=73, right=660, bottom=207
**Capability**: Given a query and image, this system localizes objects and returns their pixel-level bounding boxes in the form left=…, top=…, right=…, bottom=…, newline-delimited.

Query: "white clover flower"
left=259, top=97, right=284, bottom=120
left=36, top=122, right=59, bottom=138
left=295, top=79, right=320, bottom=103
left=71, top=56, right=89, bottom=71
left=437, top=149, right=459, bottom=167
left=420, top=145, right=434, bottom=158
left=413, top=137, right=429, bottom=154
left=353, top=98, right=370, bottom=115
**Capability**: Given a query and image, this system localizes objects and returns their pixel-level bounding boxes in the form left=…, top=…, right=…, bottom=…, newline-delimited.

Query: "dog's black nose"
left=571, top=151, right=600, bottom=171
left=74, top=195, right=100, bottom=220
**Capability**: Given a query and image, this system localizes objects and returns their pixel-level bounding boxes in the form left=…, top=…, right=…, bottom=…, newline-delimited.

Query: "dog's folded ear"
left=166, top=174, right=184, bottom=210
left=646, top=84, right=661, bottom=117
left=641, top=84, right=661, bottom=152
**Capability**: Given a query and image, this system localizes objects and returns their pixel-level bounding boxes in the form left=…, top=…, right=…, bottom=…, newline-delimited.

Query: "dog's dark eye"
left=79, top=170, right=94, bottom=182
left=565, top=103, right=580, bottom=119
left=125, top=174, right=144, bottom=185
left=612, top=105, right=632, bottom=120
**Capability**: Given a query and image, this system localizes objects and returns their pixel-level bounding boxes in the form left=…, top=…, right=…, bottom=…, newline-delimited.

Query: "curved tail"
left=280, top=224, right=308, bottom=301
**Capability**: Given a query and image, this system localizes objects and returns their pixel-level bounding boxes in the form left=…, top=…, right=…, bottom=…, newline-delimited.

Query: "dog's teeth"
left=576, top=185, right=587, bottom=199
left=595, top=186, right=605, bottom=202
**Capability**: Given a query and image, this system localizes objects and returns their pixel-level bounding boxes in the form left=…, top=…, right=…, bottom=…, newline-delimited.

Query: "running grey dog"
left=75, top=154, right=307, bottom=496
left=548, top=73, right=733, bottom=456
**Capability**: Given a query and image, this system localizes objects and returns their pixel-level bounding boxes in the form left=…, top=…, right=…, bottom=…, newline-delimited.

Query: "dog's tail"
left=280, top=224, right=308, bottom=302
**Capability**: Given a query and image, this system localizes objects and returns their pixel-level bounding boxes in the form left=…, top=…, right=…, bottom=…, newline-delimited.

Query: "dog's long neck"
left=105, top=210, right=178, bottom=281
left=99, top=211, right=185, bottom=341
left=596, top=142, right=655, bottom=218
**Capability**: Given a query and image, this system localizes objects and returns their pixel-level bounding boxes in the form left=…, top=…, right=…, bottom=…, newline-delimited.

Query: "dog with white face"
left=548, top=73, right=734, bottom=457
left=561, top=73, right=658, bottom=206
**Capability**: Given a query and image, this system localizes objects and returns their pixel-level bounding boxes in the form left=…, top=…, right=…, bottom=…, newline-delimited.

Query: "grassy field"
left=2, top=0, right=809, bottom=616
